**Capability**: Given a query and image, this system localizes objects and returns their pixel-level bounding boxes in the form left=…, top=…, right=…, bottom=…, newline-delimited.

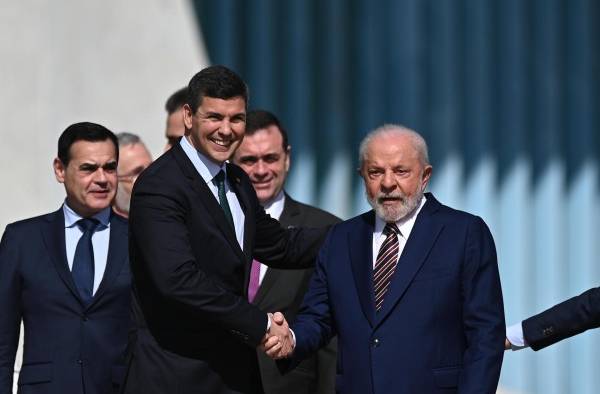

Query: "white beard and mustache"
left=366, top=188, right=424, bottom=223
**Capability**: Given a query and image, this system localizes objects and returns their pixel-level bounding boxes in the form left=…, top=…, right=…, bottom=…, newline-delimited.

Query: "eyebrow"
left=79, top=160, right=118, bottom=170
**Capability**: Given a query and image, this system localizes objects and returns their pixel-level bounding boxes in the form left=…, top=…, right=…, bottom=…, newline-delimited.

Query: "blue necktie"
left=72, top=218, right=100, bottom=305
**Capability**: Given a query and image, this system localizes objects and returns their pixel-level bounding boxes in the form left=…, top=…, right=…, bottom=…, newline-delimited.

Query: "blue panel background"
left=192, top=1, right=600, bottom=392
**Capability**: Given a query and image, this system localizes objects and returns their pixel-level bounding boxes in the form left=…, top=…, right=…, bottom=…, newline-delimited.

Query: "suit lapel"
left=375, top=194, right=444, bottom=326
left=349, top=212, right=376, bottom=327
left=171, top=144, right=245, bottom=261
left=41, top=208, right=83, bottom=304
left=278, top=194, right=300, bottom=227
left=89, top=212, right=128, bottom=307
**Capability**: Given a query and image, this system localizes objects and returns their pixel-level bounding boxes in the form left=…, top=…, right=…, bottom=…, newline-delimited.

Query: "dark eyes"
left=79, top=162, right=117, bottom=173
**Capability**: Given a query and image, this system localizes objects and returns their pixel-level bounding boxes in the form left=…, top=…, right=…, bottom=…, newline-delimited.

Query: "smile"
left=210, top=138, right=233, bottom=148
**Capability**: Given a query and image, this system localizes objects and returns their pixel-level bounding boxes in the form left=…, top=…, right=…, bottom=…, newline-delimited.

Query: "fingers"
left=260, top=311, right=294, bottom=359
left=272, top=311, right=285, bottom=325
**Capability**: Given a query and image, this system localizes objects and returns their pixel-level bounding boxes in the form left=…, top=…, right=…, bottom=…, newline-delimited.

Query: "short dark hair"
left=57, top=122, right=119, bottom=166
left=165, top=87, right=188, bottom=114
left=245, top=110, right=289, bottom=150
left=187, top=65, right=249, bottom=112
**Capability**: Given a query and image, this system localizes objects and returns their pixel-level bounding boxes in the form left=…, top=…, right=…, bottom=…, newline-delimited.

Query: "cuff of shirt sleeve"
left=507, top=322, right=528, bottom=350
left=290, top=328, right=296, bottom=349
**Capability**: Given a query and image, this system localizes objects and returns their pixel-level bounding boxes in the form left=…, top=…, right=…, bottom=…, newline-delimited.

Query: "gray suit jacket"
left=253, top=194, right=340, bottom=394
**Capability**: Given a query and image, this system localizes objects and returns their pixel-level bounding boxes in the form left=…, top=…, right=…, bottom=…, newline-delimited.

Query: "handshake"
left=259, top=312, right=294, bottom=359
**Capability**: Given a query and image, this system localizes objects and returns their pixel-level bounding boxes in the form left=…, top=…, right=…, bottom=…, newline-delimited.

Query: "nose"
left=380, top=170, right=396, bottom=191
left=219, top=119, right=232, bottom=135
left=254, top=160, right=268, bottom=177
left=95, top=168, right=108, bottom=185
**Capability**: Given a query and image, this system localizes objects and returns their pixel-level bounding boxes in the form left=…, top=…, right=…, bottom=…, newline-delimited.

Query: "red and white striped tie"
left=374, top=223, right=401, bottom=311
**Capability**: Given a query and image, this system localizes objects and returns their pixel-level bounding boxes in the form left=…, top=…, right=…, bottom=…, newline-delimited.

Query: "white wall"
left=0, top=0, right=208, bottom=231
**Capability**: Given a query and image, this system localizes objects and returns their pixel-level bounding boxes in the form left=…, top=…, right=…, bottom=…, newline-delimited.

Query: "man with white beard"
left=113, top=132, right=152, bottom=218
left=267, top=124, right=505, bottom=394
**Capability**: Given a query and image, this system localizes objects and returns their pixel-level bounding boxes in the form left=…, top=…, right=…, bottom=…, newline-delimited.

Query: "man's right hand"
left=259, top=312, right=294, bottom=359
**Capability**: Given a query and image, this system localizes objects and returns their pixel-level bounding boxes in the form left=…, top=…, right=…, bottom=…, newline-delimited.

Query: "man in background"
left=164, top=87, right=187, bottom=150
left=113, top=132, right=152, bottom=218
left=0, top=122, right=131, bottom=394
left=232, top=110, right=339, bottom=394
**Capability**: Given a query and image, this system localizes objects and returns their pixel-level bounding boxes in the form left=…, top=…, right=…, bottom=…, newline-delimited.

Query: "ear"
left=421, top=165, right=433, bottom=191
left=183, top=103, right=194, bottom=131
left=284, top=145, right=291, bottom=172
left=53, top=158, right=66, bottom=184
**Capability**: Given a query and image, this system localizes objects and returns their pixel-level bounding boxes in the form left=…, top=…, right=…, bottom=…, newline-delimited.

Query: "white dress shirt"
left=372, top=195, right=427, bottom=268
left=63, top=203, right=111, bottom=294
left=180, top=136, right=245, bottom=249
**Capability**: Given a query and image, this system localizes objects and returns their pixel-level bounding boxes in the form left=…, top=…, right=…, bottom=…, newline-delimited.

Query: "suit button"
left=542, top=327, right=554, bottom=336
left=372, top=338, right=380, bottom=348
left=77, top=359, right=83, bottom=365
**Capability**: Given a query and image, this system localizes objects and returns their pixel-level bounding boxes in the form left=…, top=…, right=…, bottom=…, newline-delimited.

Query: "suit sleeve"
left=287, top=229, right=337, bottom=366
left=458, top=217, right=505, bottom=394
left=129, top=177, right=267, bottom=346
left=523, top=287, right=600, bottom=351
left=252, top=202, right=330, bottom=271
left=0, top=226, right=22, bottom=394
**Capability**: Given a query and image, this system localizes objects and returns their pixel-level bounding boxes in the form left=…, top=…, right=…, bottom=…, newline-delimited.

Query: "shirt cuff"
left=506, top=322, right=528, bottom=350
left=266, top=314, right=271, bottom=332
left=290, top=328, right=296, bottom=348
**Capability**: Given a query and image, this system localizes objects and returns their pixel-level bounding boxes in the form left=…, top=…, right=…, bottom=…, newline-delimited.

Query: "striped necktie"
left=374, top=223, right=401, bottom=311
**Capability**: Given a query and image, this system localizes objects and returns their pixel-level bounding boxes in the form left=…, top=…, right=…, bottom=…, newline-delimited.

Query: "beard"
left=114, top=182, right=131, bottom=215
left=366, top=188, right=424, bottom=223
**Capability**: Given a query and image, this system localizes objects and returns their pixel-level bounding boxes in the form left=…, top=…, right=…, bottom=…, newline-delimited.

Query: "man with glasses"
left=112, top=132, right=152, bottom=219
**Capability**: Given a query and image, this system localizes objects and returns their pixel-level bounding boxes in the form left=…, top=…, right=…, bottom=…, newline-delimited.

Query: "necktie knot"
left=383, top=223, right=400, bottom=237
left=77, top=218, right=100, bottom=234
left=213, top=170, right=226, bottom=187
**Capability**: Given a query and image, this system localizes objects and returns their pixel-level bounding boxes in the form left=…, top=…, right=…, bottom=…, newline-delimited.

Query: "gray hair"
left=116, top=132, right=143, bottom=147
left=358, top=124, right=429, bottom=169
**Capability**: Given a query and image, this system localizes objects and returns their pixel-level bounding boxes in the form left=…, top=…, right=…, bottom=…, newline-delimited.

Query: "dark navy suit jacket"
left=291, top=193, right=505, bottom=394
left=0, top=209, right=131, bottom=394
left=523, top=287, right=600, bottom=350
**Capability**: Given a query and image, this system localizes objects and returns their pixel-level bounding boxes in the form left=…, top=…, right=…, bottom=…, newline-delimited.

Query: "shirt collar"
left=374, top=194, right=427, bottom=239
left=263, top=190, right=286, bottom=220
left=63, top=201, right=111, bottom=228
left=180, top=135, right=226, bottom=184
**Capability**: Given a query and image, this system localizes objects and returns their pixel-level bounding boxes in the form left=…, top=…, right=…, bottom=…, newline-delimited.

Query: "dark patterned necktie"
left=374, top=223, right=401, bottom=311
left=72, top=218, right=100, bottom=305
left=213, top=170, right=234, bottom=229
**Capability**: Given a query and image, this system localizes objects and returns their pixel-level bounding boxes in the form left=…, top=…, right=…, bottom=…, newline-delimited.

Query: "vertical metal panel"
left=193, top=1, right=600, bottom=392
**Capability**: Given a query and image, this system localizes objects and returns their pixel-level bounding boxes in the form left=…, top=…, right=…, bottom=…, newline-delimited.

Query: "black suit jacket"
left=122, top=143, right=327, bottom=394
left=523, top=287, right=600, bottom=350
left=0, top=209, right=131, bottom=394
left=253, top=195, right=340, bottom=394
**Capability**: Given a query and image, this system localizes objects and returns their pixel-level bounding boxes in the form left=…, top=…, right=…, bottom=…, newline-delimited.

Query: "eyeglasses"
left=118, top=168, right=145, bottom=183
